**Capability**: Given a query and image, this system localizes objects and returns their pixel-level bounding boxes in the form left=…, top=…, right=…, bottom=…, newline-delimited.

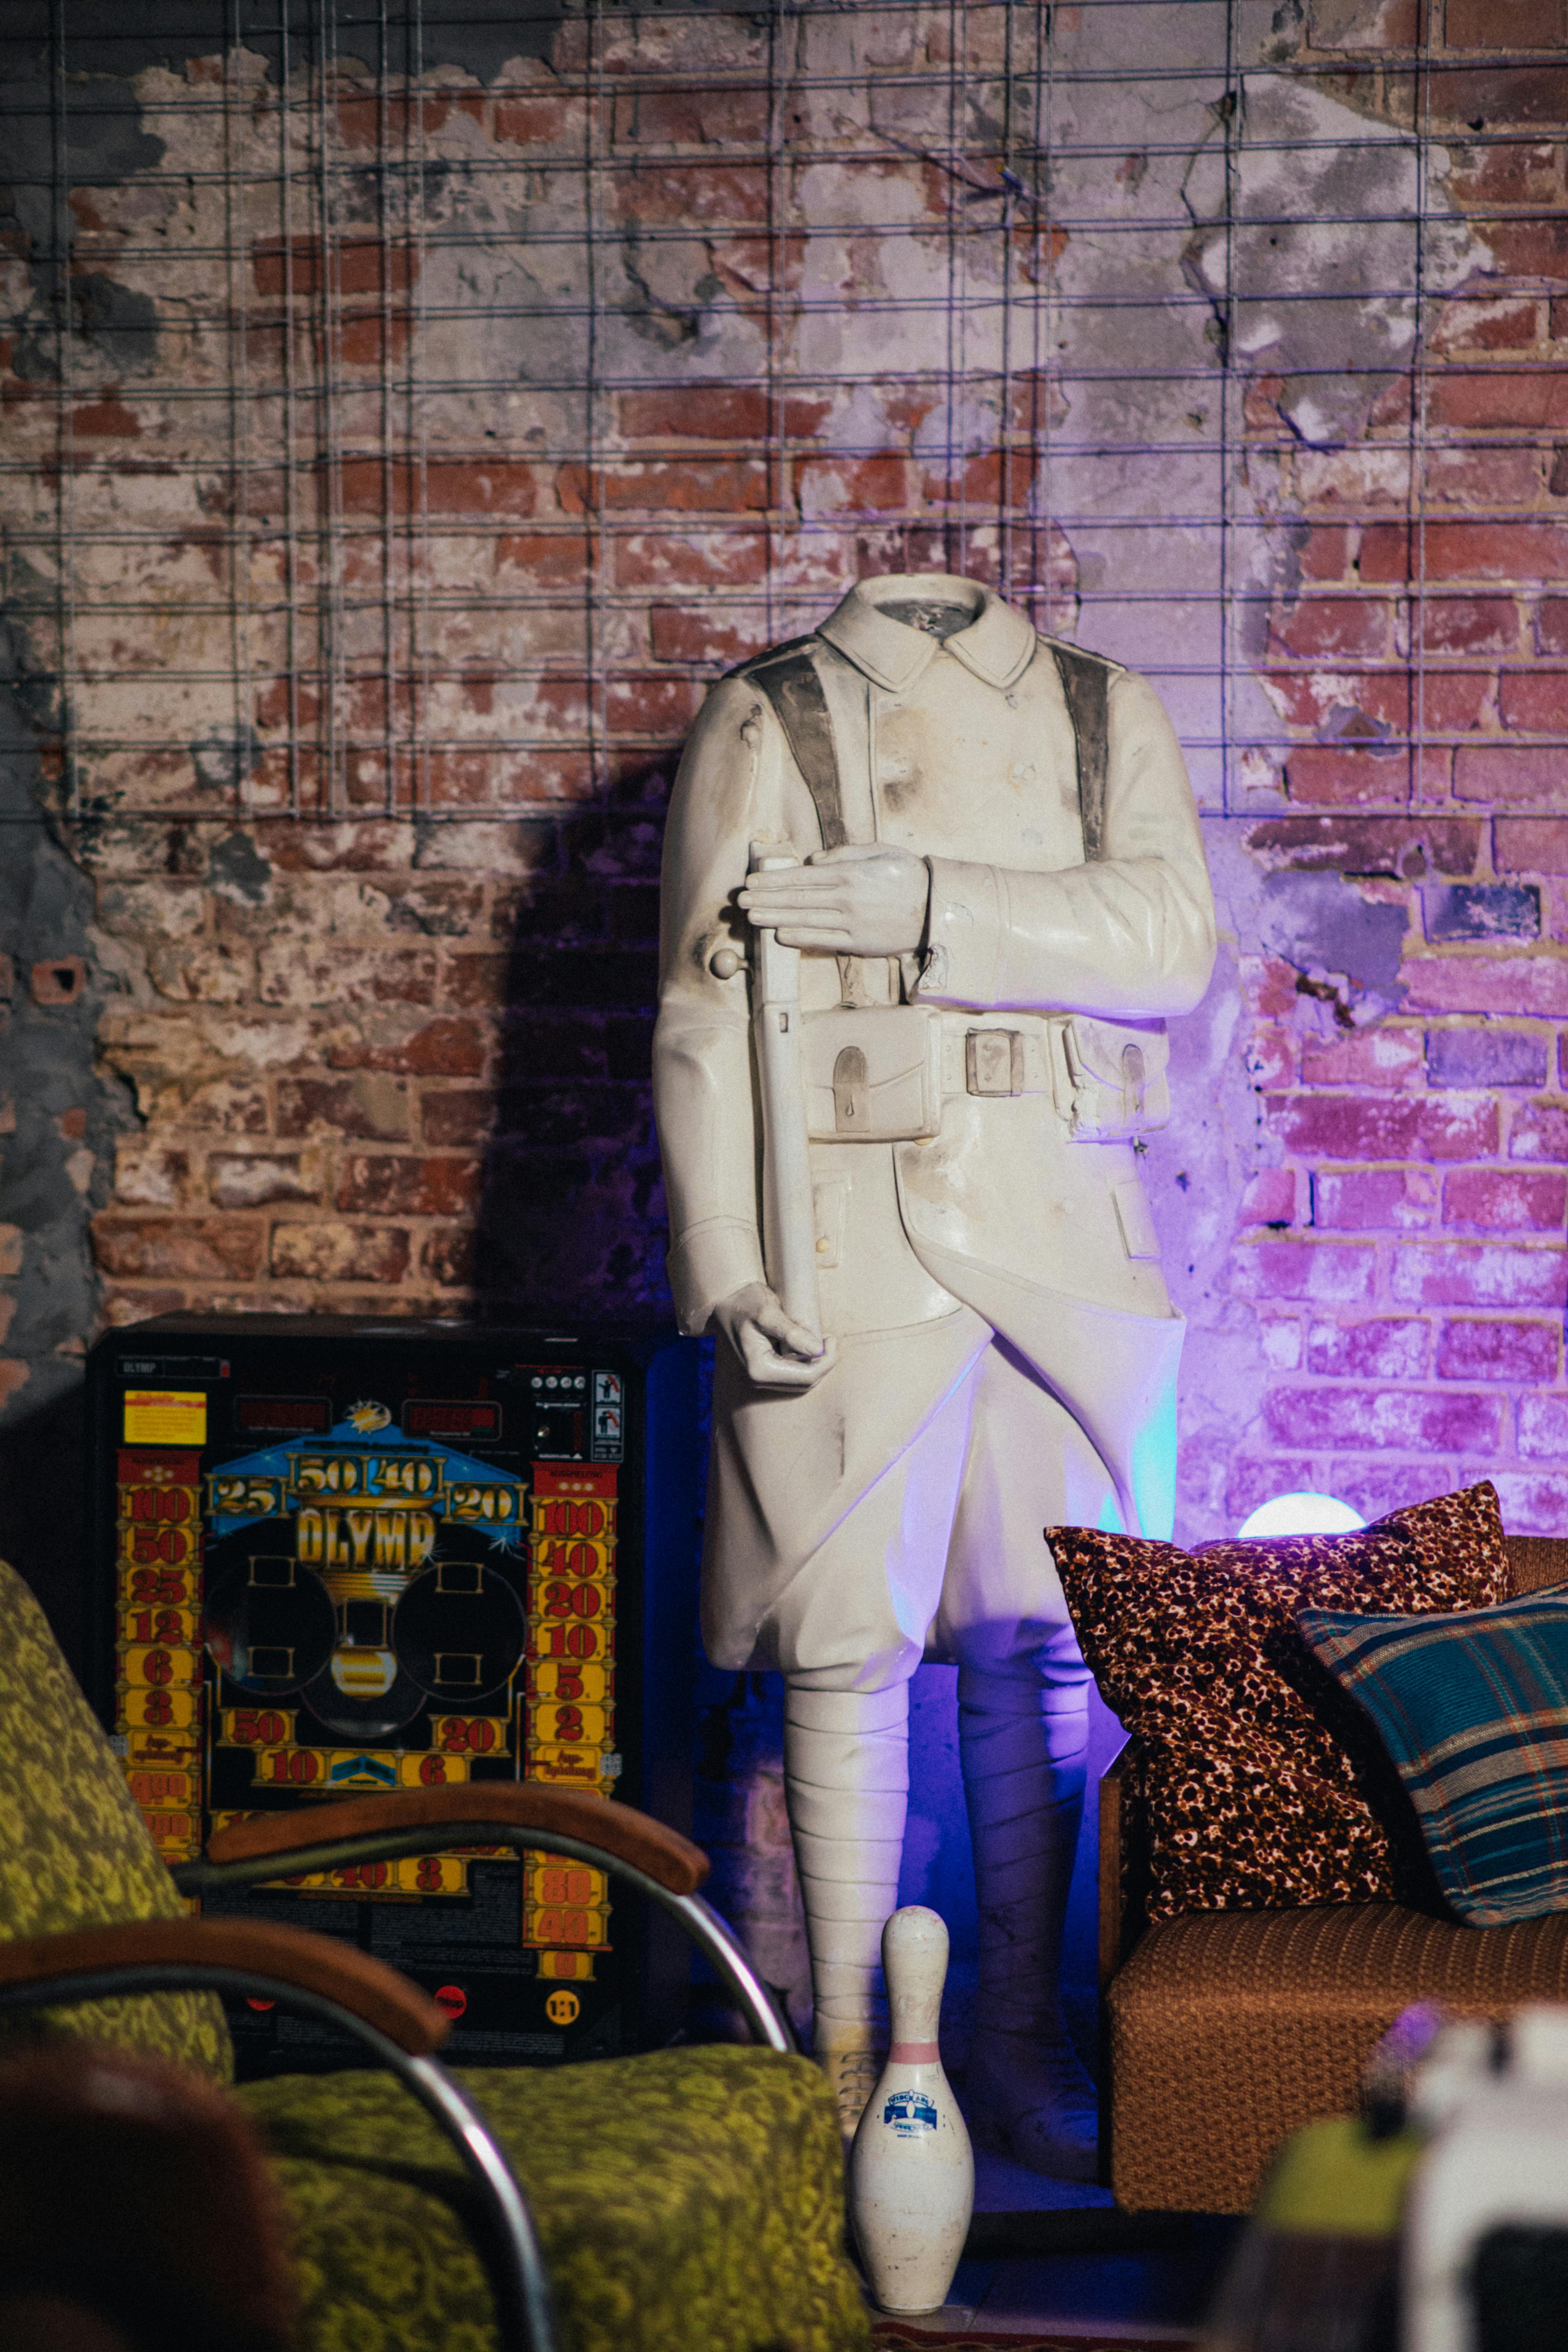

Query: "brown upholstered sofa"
left=1096, top=1532, right=1568, bottom=2215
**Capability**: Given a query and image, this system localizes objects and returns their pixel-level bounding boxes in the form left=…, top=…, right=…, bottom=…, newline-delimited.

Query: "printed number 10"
left=542, top=1624, right=598, bottom=1660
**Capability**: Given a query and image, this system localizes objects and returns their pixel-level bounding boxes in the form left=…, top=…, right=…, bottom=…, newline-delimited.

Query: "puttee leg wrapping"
left=784, top=1678, right=910, bottom=2139
left=960, top=1660, right=1098, bottom=2180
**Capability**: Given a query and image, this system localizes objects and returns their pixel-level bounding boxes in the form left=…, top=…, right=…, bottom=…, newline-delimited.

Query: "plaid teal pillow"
left=1298, top=1588, right=1568, bottom=1928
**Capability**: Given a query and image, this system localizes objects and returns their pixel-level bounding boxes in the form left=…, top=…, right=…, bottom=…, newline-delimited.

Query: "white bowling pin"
left=848, top=1905, right=975, bottom=2315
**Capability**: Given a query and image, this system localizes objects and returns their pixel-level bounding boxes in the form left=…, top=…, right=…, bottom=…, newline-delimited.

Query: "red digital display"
left=234, top=1396, right=331, bottom=1434
left=402, top=1400, right=502, bottom=1439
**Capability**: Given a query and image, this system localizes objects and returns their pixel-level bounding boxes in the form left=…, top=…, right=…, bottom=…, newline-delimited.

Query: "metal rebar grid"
left=1, top=2, right=1563, bottom=824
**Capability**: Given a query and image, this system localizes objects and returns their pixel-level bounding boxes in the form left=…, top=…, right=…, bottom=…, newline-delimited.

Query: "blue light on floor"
left=1237, top=1491, right=1366, bottom=1538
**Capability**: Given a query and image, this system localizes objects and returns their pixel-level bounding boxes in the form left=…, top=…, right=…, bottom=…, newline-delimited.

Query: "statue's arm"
left=914, top=669, right=1218, bottom=1018
left=653, top=677, right=768, bottom=1339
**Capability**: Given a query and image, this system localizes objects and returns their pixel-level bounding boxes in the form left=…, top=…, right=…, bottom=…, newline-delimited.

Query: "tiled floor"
left=866, top=2148, right=1241, bottom=2341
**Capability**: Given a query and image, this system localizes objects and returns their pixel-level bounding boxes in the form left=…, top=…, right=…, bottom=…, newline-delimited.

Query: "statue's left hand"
left=738, top=845, right=930, bottom=957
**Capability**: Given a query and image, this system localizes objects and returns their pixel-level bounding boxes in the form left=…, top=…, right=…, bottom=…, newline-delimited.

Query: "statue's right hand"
left=711, top=1282, right=836, bottom=1390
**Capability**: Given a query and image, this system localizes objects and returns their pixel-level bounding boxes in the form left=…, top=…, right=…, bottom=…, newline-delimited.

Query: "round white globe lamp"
left=1237, top=1490, right=1366, bottom=1539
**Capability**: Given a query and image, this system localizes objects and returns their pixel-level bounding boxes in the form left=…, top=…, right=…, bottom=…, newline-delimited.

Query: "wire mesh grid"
left=0, top=1, right=1563, bottom=826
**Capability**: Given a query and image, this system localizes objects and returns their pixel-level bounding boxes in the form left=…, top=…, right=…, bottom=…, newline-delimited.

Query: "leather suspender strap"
left=747, top=632, right=1111, bottom=863
left=1051, top=643, right=1110, bottom=863
left=745, top=644, right=848, bottom=850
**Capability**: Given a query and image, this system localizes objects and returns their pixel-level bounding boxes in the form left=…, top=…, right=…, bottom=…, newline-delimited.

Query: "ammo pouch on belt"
left=800, top=1004, right=1169, bottom=1142
left=803, top=1005, right=944, bottom=1141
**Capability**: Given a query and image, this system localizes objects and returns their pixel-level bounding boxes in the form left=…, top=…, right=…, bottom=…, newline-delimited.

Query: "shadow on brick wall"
left=0, top=1382, right=90, bottom=1676
left=467, top=785, right=674, bottom=1325
left=0, top=636, right=132, bottom=1680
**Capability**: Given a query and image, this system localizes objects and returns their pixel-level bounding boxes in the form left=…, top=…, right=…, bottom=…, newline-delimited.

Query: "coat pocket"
left=802, top=1005, right=944, bottom=1141
left=1059, top=1016, right=1171, bottom=1139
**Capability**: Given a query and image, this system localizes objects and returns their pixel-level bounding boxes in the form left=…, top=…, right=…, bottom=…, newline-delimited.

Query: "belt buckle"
left=966, top=1029, right=1023, bottom=1098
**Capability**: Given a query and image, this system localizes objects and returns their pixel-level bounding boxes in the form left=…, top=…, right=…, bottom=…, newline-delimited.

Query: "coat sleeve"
left=652, top=673, right=772, bottom=1337
left=913, top=667, right=1217, bottom=1018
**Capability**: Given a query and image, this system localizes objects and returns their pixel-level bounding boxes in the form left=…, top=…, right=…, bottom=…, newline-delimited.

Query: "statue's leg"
left=934, top=1339, right=1108, bottom=2179
left=771, top=1329, right=986, bottom=2141
left=958, top=1645, right=1096, bottom=2179
left=784, top=1675, right=911, bottom=2143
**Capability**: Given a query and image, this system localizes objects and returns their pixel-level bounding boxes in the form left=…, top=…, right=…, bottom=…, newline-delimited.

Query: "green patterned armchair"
left=0, top=1561, right=869, bottom=2352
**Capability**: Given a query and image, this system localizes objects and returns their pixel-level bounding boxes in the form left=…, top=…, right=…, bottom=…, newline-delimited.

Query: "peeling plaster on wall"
left=0, top=76, right=168, bottom=396
left=1258, top=871, right=1410, bottom=1022
left=1144, top=826, right=1275, bottom=1528
left=1032, top=19, right=1485, bottom=1533
left=1152, top=855, right=1416, bottom=1528
left=1186, top=77, right=1475, bottom=451
left=0, top=634, right=132, bottom=1664
left=208, top=832, right=273, bottom=909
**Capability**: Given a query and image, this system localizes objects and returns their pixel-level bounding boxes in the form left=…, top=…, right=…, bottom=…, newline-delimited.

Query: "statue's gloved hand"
left=711, top=1282, right=837, bottom=1390
left=738, top=845, right=930, bottom=956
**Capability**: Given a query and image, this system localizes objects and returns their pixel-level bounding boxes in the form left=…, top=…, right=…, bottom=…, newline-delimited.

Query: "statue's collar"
left=817, top=573, right=1036, bottom=693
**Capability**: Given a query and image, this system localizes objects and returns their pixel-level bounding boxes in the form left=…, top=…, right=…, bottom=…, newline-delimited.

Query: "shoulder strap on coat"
left=741, top=640, right=848, bottom=851
left=1050, top=643, right=1111, bottom=863
left=742, top=630, right=1111, bottom=863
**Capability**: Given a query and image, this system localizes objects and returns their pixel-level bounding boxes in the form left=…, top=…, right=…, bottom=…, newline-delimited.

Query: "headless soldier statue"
left=653, top=573, right=1216, bottom=2173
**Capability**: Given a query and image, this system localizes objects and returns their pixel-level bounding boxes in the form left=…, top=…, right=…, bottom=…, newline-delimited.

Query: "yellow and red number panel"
left=524, top=1464, right=617, bottom=1979
left=114, top=1449, right=204, bottom=1866
left=206, top=1811, right=470, bottom=1898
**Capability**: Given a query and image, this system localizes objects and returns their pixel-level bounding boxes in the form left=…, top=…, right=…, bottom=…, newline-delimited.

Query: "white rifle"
left=748, top=839, right=824, bottom=1351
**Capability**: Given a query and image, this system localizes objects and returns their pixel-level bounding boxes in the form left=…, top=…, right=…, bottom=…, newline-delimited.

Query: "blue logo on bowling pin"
left=882, top=2088, right=939, bottom=2136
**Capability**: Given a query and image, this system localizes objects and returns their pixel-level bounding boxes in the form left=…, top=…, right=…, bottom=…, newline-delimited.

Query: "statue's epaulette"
left=1038, top=631, right=1124, bottom=675
left=729, top=634, right=846, bottom=850
left=1045, top=640, right=1114, bottom=863
left=727, top=631, right=820, bottom=685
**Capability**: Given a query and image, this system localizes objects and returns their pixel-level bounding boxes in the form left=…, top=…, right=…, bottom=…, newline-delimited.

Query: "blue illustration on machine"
left=200, top=1401, right=530, bottom=1740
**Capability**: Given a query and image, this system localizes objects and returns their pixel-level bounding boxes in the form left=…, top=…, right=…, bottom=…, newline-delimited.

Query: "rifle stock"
left=749, top=841, right=824, bottom=1346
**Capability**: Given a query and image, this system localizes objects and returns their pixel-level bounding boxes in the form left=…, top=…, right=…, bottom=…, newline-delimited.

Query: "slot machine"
left=86, top=1316, right=701, bottom=2075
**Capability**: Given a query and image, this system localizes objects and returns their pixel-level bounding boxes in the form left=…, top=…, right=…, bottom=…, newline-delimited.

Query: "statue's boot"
left=784, top=1679, right=909, bottom=2145
left=959, top=1662, right=1098, bottom=2181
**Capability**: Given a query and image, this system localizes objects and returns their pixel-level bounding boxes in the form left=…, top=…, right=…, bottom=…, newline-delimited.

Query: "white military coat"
left=653, top=574, right=1217, bottom=1673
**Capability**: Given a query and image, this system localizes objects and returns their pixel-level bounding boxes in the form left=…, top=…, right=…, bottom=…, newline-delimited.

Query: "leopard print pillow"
left=1049, top=1482, right=1510, bottom=1918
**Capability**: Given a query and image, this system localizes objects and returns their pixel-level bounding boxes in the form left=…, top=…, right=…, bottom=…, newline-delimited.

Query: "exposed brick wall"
left=82, top=808, right=667, bottom=1325
left=1207, top=8, right=1568, bottom=1537
left=0, top=0, right=1564, bottom=1592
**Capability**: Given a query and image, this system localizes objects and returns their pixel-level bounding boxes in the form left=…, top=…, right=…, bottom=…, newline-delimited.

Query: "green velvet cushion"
left=238, top=2045, right=869, bottom=2352
left=0, top=1560, right=231, bottom=2079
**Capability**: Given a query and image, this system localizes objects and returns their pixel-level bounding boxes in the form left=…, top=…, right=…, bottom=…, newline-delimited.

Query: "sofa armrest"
left=1505, top=1533, right=1568, bottom=1597
left=1098, top=1735, right=1152, bottom=1993
left=1099, top=1737, right=1132, bottom=1994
